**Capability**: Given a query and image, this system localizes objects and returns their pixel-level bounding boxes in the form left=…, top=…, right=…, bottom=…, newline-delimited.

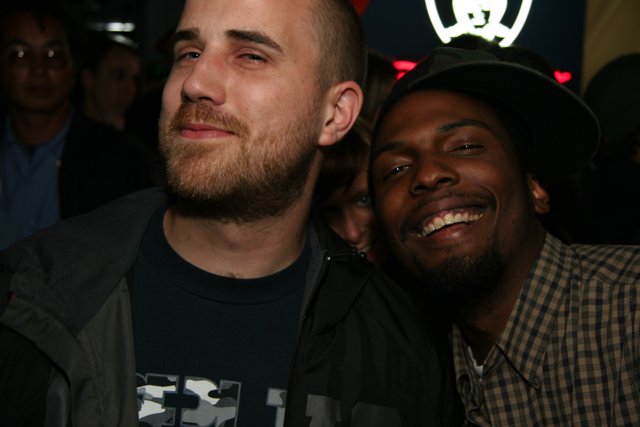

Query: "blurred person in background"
left=79, top=35, right=142, bottom=131
left=581, top=53, right=640, bottom=244
left=360, top=49, right=397, bottom=124
left=0, top=2, right=161, bottom=250
left=314, top=118, right=388, bottom=268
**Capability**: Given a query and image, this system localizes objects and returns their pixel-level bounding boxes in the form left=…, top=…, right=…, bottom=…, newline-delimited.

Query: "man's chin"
left=412, top=246, right=504, bottom=308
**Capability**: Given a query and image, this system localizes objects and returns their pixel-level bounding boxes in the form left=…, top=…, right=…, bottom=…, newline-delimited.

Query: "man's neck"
left=456, top=283, right=522, bottom=363
left=163, top=199, right=311, bottom=279
left=456, top=225, right=547, bottom=363
left=9, top=104, right=71, bottom=147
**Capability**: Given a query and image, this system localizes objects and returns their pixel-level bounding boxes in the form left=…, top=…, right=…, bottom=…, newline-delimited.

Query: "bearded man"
left=0, top=1, right=463, bottom=426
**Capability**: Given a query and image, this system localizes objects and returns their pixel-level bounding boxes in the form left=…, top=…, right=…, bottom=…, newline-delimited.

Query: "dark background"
left=62, top=0, right=587, bottom=91
left=361, top=0, right=586, bottom=91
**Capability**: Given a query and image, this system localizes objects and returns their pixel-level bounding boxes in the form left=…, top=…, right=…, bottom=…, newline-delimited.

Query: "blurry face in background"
left=82, top=45, right=141, bottom=118
left=321, top=164, right=385, bottom=266
left=0, top=13, right=74, bottom=114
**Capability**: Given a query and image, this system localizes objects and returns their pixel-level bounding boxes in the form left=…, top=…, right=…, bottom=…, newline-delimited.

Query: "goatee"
left=413, top=240, right=505, bottom=309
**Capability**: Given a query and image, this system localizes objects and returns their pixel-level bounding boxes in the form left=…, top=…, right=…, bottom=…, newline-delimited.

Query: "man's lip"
left=26, top=85, right=53, bottom=95
left=179, top=123, right=235, bottom=139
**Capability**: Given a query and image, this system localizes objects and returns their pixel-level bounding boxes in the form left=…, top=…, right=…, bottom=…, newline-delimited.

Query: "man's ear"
left=318, top=81, right=363, bottom=148
left=528, top=174, right=550, bottom=215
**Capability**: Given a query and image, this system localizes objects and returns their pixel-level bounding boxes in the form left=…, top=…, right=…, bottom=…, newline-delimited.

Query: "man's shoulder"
left=0, top=188, right=168, bottom=332
left=0, top=188, right=168, bottom=270
left=310, top=216, right=427, bottom=324
left=569, top=242, right=640, bottom=284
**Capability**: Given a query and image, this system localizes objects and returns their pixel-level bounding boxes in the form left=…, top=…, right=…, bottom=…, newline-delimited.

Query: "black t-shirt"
left=132, top=208, right=308, bottom=427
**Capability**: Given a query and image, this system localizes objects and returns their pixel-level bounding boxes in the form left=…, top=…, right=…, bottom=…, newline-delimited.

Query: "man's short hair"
left=308, top=0, right=367, bottom=90
left=0, top=1, right=81, bottom=62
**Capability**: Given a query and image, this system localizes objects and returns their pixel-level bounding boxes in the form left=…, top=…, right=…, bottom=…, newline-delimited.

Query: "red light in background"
left=553, top=69, right=572, bottom=84
left=350, top=0, right=371, bottom=15
left=393, top=60, right=417, bottom=80
left=393, top=61, right=572, bottom=85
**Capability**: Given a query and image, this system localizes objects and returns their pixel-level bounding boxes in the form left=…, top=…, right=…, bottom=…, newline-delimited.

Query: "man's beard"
left=412, top=237, right=505, bottom=309
left=159, top=101, right=320, bottom=223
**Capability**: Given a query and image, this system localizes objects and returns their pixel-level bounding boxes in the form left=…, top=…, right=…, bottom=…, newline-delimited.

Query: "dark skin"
left=371, top=89, right=550, bottom=361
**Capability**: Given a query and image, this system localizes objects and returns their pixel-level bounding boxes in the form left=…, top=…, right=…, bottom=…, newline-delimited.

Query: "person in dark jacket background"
left=0, top=2, right=162, bottom=250
left=0, top=0, right=463, bottom=426
left=77, top=35, right=142, bottom=132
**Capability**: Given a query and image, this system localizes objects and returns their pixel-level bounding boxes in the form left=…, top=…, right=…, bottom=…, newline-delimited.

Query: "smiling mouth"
left=416, top=209, right=484, bottom=238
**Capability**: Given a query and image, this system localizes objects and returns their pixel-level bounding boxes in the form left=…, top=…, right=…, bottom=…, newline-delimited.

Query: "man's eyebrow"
left=370, top=141, right=406, bottom=163
left=4, top=37, right=29, bottom=46
left=437, top=118, right=490, bottom=133
left=4, top=37, right=65, bottom=46
left=169, top=28, right=200, bottom=51
left=370, top=118, right=493, bottom=162
left=227, top=29, right=283, bottom=53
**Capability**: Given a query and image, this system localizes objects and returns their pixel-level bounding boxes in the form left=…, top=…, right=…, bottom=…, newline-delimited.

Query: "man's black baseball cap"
left=374, top=47, right=600, bottom=183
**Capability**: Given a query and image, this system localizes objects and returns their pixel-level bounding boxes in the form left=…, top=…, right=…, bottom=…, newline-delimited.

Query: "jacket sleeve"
left=0, top=324, right=51, bottom=426
left=0, top=264, right=68, bottom=426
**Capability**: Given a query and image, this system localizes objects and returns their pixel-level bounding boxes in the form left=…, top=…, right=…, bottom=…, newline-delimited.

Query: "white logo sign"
left=425, top=0, right=532, bottom=47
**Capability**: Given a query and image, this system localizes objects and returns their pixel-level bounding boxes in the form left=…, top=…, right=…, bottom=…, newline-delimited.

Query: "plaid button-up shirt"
left=452, top=233, right=640, bottom=426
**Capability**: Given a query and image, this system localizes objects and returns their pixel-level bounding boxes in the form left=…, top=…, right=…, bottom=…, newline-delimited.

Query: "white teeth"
left=417, top=212, right=483, bottom=237
left=444, top=213, right=454, bottom=225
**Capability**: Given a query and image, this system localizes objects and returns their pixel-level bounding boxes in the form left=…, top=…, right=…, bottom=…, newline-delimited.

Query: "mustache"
left=399, top=191, right=496, bottom=240
left=169, top=102, right=250, bottom=138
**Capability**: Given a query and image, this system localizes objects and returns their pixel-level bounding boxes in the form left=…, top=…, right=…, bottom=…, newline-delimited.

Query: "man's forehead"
left=378, top=89, right=503, bottom=131
left=176, top=0, right=315, bottom=48
left=174, top=0, right=321, bottom=67
left=2, top=14, right=68, bottom=43
left=372, top=89, right=512, bottom=152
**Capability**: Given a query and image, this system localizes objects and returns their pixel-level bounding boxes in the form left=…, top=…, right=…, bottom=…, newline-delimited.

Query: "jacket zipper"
left=282, top=246, right=364, bottom=426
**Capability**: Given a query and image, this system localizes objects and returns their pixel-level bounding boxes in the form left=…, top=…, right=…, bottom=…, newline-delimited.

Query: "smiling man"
left=0, top=1, right=462, bottom=426
left=370, top=47, right=640, bottom=425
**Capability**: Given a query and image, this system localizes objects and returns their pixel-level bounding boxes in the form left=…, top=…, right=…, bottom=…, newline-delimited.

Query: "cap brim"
left=377, top=61, right=600, bottom=183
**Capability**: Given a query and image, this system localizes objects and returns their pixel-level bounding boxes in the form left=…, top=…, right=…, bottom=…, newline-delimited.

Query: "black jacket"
left=1, top=111, right=163, bottom=220
left=57, top=114, right=163, bottom=218
left=0, top=188, right=462, bottom=426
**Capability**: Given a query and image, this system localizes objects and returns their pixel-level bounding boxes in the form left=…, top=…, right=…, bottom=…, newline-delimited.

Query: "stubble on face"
left=159, top=100, right=321, bottom=223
